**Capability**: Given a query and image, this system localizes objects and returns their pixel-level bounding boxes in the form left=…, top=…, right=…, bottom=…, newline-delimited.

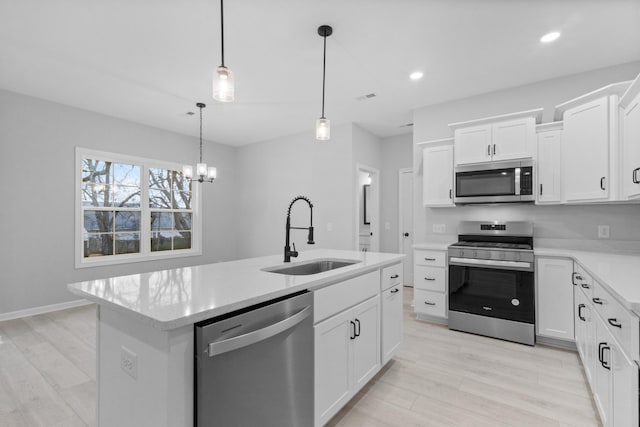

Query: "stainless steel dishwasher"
left=195, top=290, right=314, bottom=427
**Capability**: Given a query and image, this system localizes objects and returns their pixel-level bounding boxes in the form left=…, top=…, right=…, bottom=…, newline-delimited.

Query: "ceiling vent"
left=356, top=93, right=377, bottom=101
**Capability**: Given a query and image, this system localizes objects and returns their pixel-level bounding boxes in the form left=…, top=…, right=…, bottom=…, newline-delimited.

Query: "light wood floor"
left=0, top=288, right=601, bottom=427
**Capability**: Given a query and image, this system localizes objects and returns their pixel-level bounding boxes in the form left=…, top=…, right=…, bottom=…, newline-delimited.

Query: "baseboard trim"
left=0, top=299, right=93, bottom=322
left=415, top=313, right=448, bottom=325
left=536, top=335, right=577, bottom=352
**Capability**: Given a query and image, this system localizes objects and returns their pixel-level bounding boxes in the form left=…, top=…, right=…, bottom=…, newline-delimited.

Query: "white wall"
left=412, top=61, right=640, bottom=251
left=235, top=124, right=355, bottom=259
left=379, top=134, right=412, bottom=252
left=0, top=90, right=239, bottom=315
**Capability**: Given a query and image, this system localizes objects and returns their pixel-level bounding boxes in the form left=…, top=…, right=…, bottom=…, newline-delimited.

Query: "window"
left=76, top=148, right=201, bottom=267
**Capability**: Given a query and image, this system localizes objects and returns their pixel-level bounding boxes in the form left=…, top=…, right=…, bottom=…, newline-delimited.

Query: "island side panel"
left=97, top=306, right=193, bottom=427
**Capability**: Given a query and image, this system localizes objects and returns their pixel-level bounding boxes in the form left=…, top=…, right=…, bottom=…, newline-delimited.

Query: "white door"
left=612, top=342, right=639, bottom=427
left=351, top=296, right=380, bottom=391
left=422, top=145, right=454, bottom=206
left=562, top=97, right=610, bottom=202
left=454, top=124, right=492, bottom=165
left=537, top=130, right=562, bottom=203
left=536, top=258, right=574, bottom=340
left=491, top=118, right=535, bottom=161
left=622, top=92, right=640, bottom=199
left=399, top=169, right=413, bottom=286
left=594, top=315, right=613, bottom=427
left=381, top=285, right=403, bottom=364
left=314, top=309, right=353, bottom=427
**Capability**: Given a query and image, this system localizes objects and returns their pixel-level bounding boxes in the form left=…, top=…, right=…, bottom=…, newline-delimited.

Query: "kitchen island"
left=68, top=249, right=404, bottom=427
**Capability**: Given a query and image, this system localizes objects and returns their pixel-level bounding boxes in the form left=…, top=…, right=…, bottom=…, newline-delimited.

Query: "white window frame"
left=75, top=147, right=202, bottom=268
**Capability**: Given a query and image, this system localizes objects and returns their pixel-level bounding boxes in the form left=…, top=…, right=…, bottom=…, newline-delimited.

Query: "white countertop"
left=536, top=248, right=640, bottom=316
left=68, top=249, right=404, bottom=330
left=412, top=242, right=453, bottom=251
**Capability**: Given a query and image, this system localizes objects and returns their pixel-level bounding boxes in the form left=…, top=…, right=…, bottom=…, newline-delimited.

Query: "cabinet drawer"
left=593, top=281, right=639, bottom=358
left=314, top=271, right=379, bottom=323
left=414, top=250, right=446, bottom=267
left=413, top=265, right=445, bottom=292
left=381, top=262, right=403, bottom=291
left=414, top=289, right=446, bottom=318
left=573, top=264, right=593, bottom=299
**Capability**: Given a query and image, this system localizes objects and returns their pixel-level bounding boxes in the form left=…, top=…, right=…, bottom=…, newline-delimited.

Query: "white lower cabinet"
left=574, top=285, right=596, bottom=384
left=314, top=295, right=380, bottom=427
left=536, top=257, right=574, bottom=341
left=381, top=284, right=403, bottom=364
left=413, top=249, right=447, bottom=320
left=594, top=315, right=613, bottom=426
left=612, top=343, right=638, bottom=427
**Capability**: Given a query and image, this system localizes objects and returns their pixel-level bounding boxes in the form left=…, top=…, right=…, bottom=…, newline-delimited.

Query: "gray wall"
left=412, top=61, right=640, bottom=252
left=0, top=90, right=239, bottom=314
left=379, top=134, right=413, bottom=253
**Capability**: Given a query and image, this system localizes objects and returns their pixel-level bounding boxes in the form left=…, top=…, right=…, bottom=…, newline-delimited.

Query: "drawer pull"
left=571, top=272, right=582, bottom=285
left=424, top=301, right=436, bottom=306
left=390, top=274, right=399, bottom=279
left=390, top=288, right=399, bottom=294
left=424, top=257, right=436, bottom=261
left=424, top=277, right=436, bottom=281
left=608, top=318, right=622, bottom=328
left=581, top=283, right=590, bottom=289
left=592, top=298, right=603, bottom=305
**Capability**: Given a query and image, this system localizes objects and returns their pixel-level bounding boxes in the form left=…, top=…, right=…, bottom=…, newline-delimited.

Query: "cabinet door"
left=352, top=296, right=380, bottom=392
left=491, top=118, right=534, bottom=161
left=422, top=144, right=454, bottom=206
left=381, top=285, right=403, bottom=364
left=454, top=124, right=492, bottom=165
left=314, top=309, right=353, bottom=427
left=611, top=343, right=638, bottom=427
left=575, top=287, right=595, bottom=386
left=622, top=92, right=640, bottom=199
left=562, top=96, right=610, bottom=202
left=537, top=130, right=562, bottom=203
left=594, top=316, right=613, bottom=427
left=536, top=258, right=574, bottom=340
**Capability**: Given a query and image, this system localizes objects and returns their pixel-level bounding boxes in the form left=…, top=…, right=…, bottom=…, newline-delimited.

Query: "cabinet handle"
left=600, top=176, right=606, bottom=191
left=608, top=318, right=622, bottom=328
left=390, top=274, right=399, bottom=279
left=578, top=304, right=586, bottom=321
left=350, top=321, right=356, bottom=340
left=493, top=144, right=496, bottom=156
left=539, top=183, right=543, bottom=196
left=581, top=283, right=590, bottom=289
left=487, top=144, right=491, bottom=156
left=633, top=167, right=640, bottom=184
left=424, top=277, right=436, bottom=281
left=424, top=301, right=436, bottom=306
left=572, top=272, right=582, bottom=286
left=390, top=288, right=399, bottom=294
left=449, top=188, right=452, bottom=199
left=424, top=257, right=436, bottom=261
left=592, top=298, right=603, bottom=305
left=601, top=344, right=611, bottom=370
left=354, top=318, right=361, bottom=337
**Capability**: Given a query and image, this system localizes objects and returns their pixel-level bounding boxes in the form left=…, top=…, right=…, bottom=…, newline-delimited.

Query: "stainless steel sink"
left=262, top=258, right=360, bottom=276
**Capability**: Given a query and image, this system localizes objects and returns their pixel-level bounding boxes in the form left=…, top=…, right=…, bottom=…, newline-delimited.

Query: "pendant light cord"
left=321, top=33, right=327, bottom=118
left=199, top=105, right=203, bottom=163
left=220, top=0, right=225, bottom=67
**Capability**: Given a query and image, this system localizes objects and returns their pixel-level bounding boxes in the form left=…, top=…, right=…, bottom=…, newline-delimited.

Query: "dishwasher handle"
left=207, top=305, right=312, bottom=357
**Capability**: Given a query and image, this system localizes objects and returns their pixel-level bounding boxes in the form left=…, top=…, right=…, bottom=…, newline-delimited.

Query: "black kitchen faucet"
left=284, top=196, right=315, bottom=262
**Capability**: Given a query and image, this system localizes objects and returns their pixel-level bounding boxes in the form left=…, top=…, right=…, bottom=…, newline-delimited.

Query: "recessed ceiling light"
left=410, top=71, right=424, bottom=81
left=540, top=31, right=561, bottom=43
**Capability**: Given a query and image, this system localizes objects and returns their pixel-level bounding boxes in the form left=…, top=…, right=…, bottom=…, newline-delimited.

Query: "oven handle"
left=449, top=257, right=533, bottom=271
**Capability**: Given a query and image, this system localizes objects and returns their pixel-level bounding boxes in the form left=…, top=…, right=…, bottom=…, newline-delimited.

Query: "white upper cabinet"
left=620, top=74, right=640, bottom=200
left=555, top=81, right=631, bottom=203
left=420, top=139, right=454, bottom=207
left=449, top=108, right=543, bottom=166
left=536, top=123, right=563, bottom=204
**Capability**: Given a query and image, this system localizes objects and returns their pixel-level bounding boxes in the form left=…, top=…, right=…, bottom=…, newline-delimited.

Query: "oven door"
left=448, top=258, right=535, bottom=324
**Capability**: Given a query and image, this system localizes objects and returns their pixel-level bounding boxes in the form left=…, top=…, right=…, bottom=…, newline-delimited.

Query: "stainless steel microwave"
left=454, top=159, right=534, bottom=204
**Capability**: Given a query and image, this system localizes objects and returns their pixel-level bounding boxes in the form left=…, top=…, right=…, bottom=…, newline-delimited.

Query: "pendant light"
left=183, top=103, right=217, bottom=183
left=213, top=0, right=234, bottom=102
left=316, top=25, right=332, bottom=140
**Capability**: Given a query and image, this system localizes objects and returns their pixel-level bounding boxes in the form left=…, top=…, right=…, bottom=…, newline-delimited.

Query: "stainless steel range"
left=448, top=221, right=535, bottom=345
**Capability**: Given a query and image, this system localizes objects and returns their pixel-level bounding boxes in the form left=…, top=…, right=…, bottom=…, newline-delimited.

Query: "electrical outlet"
left=121, top=346, right=138, bottom=379
left=598, top=225, right=610, bottom=239
left=432, top=224, right=446, bottom=234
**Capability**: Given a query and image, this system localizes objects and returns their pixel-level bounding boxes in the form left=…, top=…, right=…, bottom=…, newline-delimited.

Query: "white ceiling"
left=1, top=0, right=639, bottom=146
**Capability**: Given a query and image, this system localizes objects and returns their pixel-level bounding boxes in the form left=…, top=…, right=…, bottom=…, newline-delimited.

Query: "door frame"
left=398, top=168, right=413, bottom=254
left=355, top=164, right=380, bottom=252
